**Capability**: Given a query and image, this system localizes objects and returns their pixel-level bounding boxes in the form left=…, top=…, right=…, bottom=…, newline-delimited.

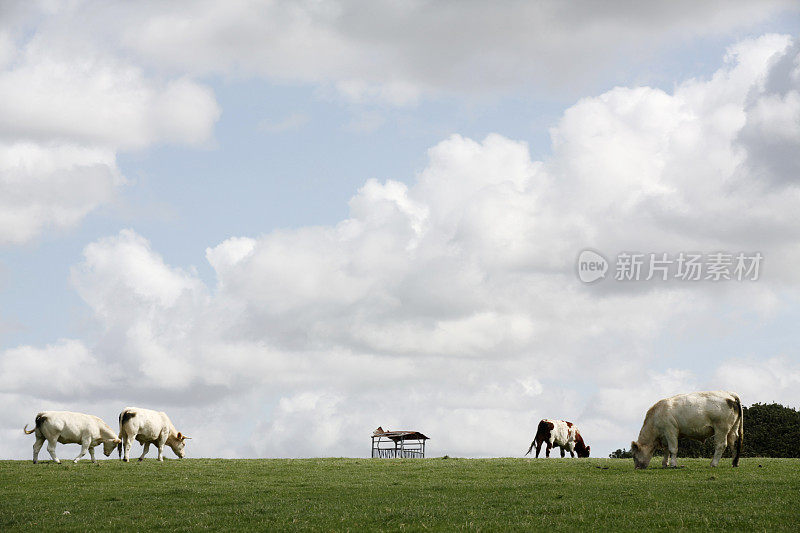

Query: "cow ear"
left=114, top=438, right=122, bottom=444
left=630, top=441, right=638, bottom=450
left=177, top=432, right=183, bottom=440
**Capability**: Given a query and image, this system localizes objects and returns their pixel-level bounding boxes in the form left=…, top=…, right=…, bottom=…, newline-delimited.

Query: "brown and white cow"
left=118, top=407, right=190, bottom=462
left=631, top=390, right=743, bottom=469
left=525, top=419, right=590, bottom=458
left=24, top=411, right=121, bottom=464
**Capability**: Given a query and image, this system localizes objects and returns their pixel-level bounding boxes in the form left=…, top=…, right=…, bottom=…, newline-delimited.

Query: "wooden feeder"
left=371, top=427, right=429, bottom=458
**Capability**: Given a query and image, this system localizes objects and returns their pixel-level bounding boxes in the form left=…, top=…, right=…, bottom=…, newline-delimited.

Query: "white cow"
left=118, top=407, right=190, bottom=462
left=631, top=390, right=743, bottom=469
left=24, top=411, right=121, bottom=464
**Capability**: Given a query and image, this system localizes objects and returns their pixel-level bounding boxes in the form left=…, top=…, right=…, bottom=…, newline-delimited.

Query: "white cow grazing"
left=631, top=391, right=743, bottom=469
left=118, top=407, right=190, bottom=462
left=24, top=411, right=121, bottom=464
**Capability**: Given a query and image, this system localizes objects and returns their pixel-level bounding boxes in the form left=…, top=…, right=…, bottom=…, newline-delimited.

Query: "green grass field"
left=1, top=457, right=798, bottom=531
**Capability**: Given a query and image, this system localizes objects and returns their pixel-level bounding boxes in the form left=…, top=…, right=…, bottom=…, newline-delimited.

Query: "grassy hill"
left=1, top=457, right=798, bottom=531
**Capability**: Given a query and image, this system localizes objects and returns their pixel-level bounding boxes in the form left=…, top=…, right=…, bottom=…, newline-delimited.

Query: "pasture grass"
left=0, top=457, right=797, bottom=531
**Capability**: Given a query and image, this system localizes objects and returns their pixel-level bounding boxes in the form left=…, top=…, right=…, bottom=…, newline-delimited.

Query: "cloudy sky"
left=2, top=1, right=800, bottom=459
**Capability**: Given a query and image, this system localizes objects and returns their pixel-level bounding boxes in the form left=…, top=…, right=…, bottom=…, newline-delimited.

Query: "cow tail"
left=117, top=411, right=122, bottom=457
left=25, top=414, right=46, bottom=435
left=733, top=393, right=743, bottom=467
left=525, top=440, right=535, bottom=456
left=118, top=411, right=125, bottom=457
left=526, top=420, right=549, bottom=456
left=120, top=411, right=136, bottom=425
left=118, top=410, right=136, bottom=458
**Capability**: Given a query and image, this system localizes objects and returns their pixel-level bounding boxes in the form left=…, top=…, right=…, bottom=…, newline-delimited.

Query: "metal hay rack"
left=371, top=427, right=429, bottom=458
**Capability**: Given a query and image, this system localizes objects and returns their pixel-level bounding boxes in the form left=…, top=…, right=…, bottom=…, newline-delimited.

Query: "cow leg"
left=667, top=449, right=678, bottom=467
left=46, top=437, right=60, bottom=464
left=89, top=446, right=96, bottom=463
left=157, top=442, right=165, bottom=462
left=560, top=447, right=565, bottom=458
left=545, top=443, right=551, bottom=458
left=710, top=431, right=727, bottom=467
left=139, top=442, right=150, bottom=461
left=32, top=436, right=45, bottom=464
left=123, top=436, right=132, bottom=462
left=535, top=441, right=542, bottom=458
left=665, top=435, right=678, bottom=467
left=662, top=450, right=669, bottom=468
left=73, top=438, right=90, bottom=463
left=570, top=450, right=575, bottom=458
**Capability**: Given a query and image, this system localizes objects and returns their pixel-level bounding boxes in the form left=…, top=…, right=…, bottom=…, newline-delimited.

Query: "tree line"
left=609, top=403, right=800, bottom=459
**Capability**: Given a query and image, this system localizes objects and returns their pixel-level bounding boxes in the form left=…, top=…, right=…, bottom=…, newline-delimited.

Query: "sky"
left=1, top=1, right=800, bottom=459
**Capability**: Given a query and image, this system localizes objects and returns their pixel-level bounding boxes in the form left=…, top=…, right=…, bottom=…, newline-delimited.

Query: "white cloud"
left=0, top=43, right=218, bottom=149
left=0, top=339, right=112, bottom=399
left=0, top=17, right=220, bottom=244
left=3, top=34, right=800, bottom=458
left=112, top=0, right=797, bottom=102
left=739, top=38, right=800, bottom=186
left=4, top=1, right=794, bottom=109
left=2, top=1, right=795, bottom=245
left=714, top=357, right=800, bottom=406
left=0, top=143, right=121, bottom=244
left=546, top=35, right=800, bottom=263
left=70, top=229, right=209, bottom=390
left=590, top=369, right=700, bottom=425
left=206, top=236, right=256, bottom=280
left=74, top=229, right=207, bottom=315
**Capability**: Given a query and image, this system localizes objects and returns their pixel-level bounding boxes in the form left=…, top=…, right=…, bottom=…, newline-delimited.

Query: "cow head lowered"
left=167, top=432, right=191, bottom=458
left=574, top=433, right=591, bottom=458
left=103, top=437, right=122, bottom=457
left=630, top=440, right=654, bottom=469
